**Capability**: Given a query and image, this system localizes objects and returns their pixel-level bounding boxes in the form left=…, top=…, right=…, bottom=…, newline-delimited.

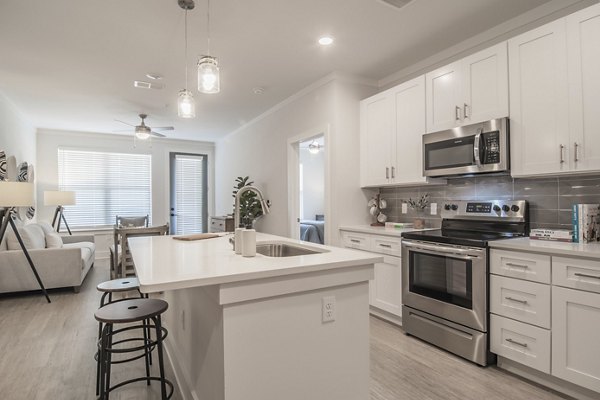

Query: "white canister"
left=242, top=229, right=256, bottom=257
left=234, top=228, right=245, bottom=254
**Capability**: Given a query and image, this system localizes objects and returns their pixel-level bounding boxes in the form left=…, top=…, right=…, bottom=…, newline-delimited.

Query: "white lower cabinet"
left=552, top=286, right=600, bottom=392
left=339, top=229, right=402, bottom=324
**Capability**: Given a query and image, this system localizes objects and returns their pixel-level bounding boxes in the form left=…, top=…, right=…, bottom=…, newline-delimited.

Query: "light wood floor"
left=0, top=260, right=569, bottom=400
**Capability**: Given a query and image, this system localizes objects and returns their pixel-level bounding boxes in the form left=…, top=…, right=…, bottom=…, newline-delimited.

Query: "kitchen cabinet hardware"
left=350, top=239, right=361, bottom=243
left=574, top=272, right=600, bottom=280
left=560, top=144, right=565, bottom=163
left=385, top=167, right=389, bottom=179
left=391, top=166, right=395, bottom=179
left=379, top=243, right=392, bottom=248
left=506, top=338, right=529, bottom=348
left=574, top=142, right=579, bottom=162
left=455, top=105, right=461, bottom=121
left=463, top=103, right=469, bottom=118
left=505, top=296, right=528, bottom=304
left=506, top=262, right=529, bottom=269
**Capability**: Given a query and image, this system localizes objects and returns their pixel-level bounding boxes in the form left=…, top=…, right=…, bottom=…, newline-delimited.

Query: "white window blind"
left=58, top=148, right=152, bottom=229
left=173, top=154, right=206, bottom=235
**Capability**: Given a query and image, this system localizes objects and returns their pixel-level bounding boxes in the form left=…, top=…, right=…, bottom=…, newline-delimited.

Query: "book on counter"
left=529, top=228, right=573, bottom=242
left=572, top=203, right=600, bottom=243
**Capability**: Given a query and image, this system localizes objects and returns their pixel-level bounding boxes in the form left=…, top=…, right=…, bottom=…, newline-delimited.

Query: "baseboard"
left=497, top=357, right=599, bottom=400
left=369, top=306, right=402, bottom=327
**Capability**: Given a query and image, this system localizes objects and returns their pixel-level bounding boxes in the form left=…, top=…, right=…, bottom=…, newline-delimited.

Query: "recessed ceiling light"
left=134, top=80, right=164, bottom=90
left=318, top=36, right=334, bottom=46
left=146, top=73, right=163, bottom=80
left=252, top=87, right=265, bottom=95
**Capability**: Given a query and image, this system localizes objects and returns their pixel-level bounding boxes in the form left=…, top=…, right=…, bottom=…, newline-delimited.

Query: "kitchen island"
left=129, top=233, right=381, bottom=400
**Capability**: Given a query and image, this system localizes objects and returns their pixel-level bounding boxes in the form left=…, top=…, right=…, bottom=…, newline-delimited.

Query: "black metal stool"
left=95, top=278, right=151, bottom=396
left=95, top=298, right=173, bottom=400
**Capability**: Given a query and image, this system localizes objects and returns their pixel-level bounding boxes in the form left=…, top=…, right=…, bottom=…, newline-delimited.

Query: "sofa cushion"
left=37, top=222, right=63, bottom=248
left=6, top=223, right=46, bottom=250
left=63, top=242, right=95, bottom=267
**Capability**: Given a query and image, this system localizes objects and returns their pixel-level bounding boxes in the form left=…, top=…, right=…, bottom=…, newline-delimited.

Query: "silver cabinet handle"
left=574, top=272, right=600, bottom=280
left=574, top=142, right=579, bottom=162
left=385, top=167, right=389, bottom=179
left=506, top=262, right=529, bottom=269
left=350, top=239, right=361, bottom=244
left=463, top=103, right=469, bottom=118
left=391, top=166, right=395, bottom=179
left=455, top=105, right=461, bottom=121
left=505, top=338, right=528, bottom=348
left=560, top=144, right=565, bottom=163
left=505, top=296, right=528, bottom=304
left=378, top=243, right=392, bottom=248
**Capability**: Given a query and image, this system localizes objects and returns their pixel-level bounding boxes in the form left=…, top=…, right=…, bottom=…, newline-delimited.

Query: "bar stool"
left=95, top=298, right=173, bottom=400
left=96, top=278, right=151, bottom=396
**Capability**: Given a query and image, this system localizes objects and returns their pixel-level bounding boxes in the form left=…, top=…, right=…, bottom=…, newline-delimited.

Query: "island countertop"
left=128, top=233, right=383, bottom=293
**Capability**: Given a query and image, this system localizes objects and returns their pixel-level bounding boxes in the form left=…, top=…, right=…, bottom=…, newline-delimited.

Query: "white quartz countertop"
left=339, top=225, right=433, bottom=237
left=490, top=237, right=600, bottom=259
left=129, top=233, right=383, bottom=293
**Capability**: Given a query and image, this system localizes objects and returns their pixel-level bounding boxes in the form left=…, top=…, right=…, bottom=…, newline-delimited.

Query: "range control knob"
left=451, top=204, right=458, bottom=211
left=493, top=205, right=501, bottom=212
left=502, top=205, right=510, bottom=212
left=444, top=204, right=451, bottom=211
left=511, top=205, right=520, bottom=212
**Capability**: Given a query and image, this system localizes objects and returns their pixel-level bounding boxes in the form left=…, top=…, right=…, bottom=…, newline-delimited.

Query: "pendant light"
left=197, top=0, right=220, bottom=94
left=178, top=1, right=196, bottom=118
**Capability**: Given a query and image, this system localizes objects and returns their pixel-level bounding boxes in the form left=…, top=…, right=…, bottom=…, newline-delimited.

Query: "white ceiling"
left=0, top=0, right=553, bottom=141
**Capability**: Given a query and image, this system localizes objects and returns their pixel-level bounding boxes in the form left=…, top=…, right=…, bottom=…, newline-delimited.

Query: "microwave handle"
left=473, top=128, right=483, bottom=167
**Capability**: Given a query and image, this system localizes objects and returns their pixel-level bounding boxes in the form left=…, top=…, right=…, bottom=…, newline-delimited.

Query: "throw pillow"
left=6, top=223, right=46, bottom=250
left=37, top=222, right=63, bottom=248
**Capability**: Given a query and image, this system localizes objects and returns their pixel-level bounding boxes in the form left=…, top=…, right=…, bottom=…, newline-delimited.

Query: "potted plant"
left=232, top=176, right=270, bottom=228
left=405, top=194, right=430, bottom=229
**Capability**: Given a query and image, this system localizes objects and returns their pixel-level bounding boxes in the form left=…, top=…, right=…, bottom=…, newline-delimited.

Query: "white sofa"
left=0, top=222, right=95, bottom=293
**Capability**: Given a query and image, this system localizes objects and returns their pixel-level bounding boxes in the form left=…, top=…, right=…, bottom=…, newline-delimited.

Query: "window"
left=58, top=148, right=152, bottom=229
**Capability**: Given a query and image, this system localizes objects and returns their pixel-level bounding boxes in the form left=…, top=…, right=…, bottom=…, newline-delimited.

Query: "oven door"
left=402, top=240, right=487, bottom=332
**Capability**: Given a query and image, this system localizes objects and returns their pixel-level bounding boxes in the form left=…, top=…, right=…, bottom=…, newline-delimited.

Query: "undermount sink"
left=256, top=242, right=328, bottom=257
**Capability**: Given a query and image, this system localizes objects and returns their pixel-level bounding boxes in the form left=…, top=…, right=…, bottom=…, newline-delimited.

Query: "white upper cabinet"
left=425, top=42, right=508, bottom=133
left=360, top=92, right=393, bottom=187
left=360, top=75, right=441, bottom=187
left=510, top=3, right=600, bottom=177
left=567, top=3, right=600, bottom=172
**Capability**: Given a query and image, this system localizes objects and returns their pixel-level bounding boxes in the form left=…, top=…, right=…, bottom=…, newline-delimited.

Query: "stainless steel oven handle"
left=473, top=128, right=483, bottom=167
left=403, top=240, right=483, bottom=258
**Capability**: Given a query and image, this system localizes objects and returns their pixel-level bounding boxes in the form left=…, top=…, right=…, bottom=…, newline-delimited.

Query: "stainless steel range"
left=401, top=200, right=529, bottom=366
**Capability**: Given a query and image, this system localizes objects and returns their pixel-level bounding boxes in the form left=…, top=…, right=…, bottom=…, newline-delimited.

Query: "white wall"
left=36, top=129, right=215, bottom=229
left=215, top=74, right=376, bottom=245
left=0, top=92, right=36, bottom=176
left=300, top=146, right=324, bottom=220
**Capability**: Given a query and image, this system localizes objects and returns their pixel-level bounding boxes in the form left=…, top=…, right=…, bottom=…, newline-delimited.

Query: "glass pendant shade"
left=197, top=56, right=220, bottom=94
left=178, top=89, right=196, bottom=118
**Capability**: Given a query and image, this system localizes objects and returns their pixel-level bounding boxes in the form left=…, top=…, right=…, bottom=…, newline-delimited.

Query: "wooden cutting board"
left=172, top=233, right=221, bottom=241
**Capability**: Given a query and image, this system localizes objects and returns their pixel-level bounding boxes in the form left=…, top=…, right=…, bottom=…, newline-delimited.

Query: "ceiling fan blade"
left=150, top=131, right=166, bottom=138
left=115, top=119, right=135, bottom=127
left=152, top=126, right=174, bottom=131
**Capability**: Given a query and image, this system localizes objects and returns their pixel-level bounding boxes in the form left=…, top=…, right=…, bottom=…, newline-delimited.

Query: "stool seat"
left=97, top=277, right=140, bottom=293
left=95, top=298, right=168, bottom=324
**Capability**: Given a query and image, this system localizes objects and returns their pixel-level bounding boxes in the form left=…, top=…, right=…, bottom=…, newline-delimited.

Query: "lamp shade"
left=0, top=182, right=35, bottom=207
left=44, top=190, right=76, bottom=206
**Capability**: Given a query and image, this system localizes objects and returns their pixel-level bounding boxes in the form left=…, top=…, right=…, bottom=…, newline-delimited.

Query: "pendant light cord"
left=206, top=0, right=211, bottom=55
left=184, top=9, right=189, bottom=90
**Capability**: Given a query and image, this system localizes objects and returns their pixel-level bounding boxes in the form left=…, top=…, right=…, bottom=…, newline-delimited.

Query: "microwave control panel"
left=482, top=131, right=500, bottom=164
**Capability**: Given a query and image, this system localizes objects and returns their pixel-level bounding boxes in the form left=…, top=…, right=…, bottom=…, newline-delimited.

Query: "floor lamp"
left=0, top=182, right=51, bottom=303
left=44, top=190, right=76, bottom=235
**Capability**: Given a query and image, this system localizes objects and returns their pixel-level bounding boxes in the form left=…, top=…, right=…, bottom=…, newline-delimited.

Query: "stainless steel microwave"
left=423, top=118, right=509, bottom=178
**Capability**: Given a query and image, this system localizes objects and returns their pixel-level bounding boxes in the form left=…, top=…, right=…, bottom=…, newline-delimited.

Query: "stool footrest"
left=108, top=376, right=174, bottom=399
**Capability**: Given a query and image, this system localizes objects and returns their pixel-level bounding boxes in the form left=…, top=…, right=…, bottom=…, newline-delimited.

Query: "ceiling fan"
left=114, top=114, right=174, bottom=140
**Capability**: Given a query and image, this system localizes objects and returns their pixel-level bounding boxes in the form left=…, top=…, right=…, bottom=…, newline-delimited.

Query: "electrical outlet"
left=401, top=203, right=408, bottom=214
left=430, top=203, right=437, bottom=215
left=322, top=296, right=336, bottom=323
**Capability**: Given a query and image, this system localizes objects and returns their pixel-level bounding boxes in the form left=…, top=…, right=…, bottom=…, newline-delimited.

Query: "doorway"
left=287, top=125, right=330, bottom=245
left=169, top=152, right=208, bottom=234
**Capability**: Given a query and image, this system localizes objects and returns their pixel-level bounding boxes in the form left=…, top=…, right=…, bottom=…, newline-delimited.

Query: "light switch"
left=430, top=203, right=437, bottom=215
left=402, top=203, right=408, bottom=214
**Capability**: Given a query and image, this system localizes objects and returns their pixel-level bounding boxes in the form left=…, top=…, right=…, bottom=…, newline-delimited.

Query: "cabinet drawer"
left=490, top=314, right=550, bottom=374
left=371, top=236, right=402, bottom=256
left=490, top=275, right=550, bottom=329
left=490, top=249, right=551, bottom=283
left=340, top=232, right=371, bottom=251
left=553, top=256, right=600, bottom=294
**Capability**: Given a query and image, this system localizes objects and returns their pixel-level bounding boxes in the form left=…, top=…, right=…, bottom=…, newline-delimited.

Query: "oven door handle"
left=403, top=240, right=484, bottom=258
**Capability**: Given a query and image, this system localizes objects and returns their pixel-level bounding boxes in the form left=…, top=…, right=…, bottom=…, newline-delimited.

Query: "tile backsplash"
left=377, top=174, right=600, bottom=230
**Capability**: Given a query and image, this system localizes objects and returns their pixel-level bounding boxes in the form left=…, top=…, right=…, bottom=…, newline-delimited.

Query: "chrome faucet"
left=232, top=185, right=270, bottom=251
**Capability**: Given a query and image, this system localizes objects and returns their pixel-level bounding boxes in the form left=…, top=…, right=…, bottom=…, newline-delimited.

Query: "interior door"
left=170, top=153, right=208, bottom=235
